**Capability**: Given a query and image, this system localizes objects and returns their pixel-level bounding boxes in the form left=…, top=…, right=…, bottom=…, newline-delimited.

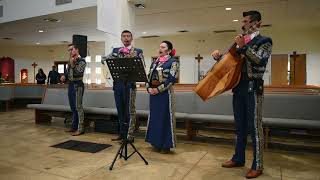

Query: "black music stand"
left=103, top=56, right=148, bottom=170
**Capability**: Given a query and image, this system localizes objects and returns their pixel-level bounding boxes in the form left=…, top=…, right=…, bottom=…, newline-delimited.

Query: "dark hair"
left=161, top=40, right=174, bottom=56
left=68, top=43, right=80, bottom=50
left=243, top=10, right=261, bottom=22
left=39, top=68, right=44, bottom=75
left=121, top=30, right=133, bottom=37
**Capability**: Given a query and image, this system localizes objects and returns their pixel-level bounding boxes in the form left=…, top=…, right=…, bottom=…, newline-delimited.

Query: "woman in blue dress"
left=145, top=41, right=179, bottom=153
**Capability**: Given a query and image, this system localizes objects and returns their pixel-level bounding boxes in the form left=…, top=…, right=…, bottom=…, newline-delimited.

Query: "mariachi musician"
left=210, top=11, right=272, bottom=178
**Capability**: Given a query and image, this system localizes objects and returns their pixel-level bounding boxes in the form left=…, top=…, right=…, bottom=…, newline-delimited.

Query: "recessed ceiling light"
left=233, top=19, right=239, bottom=22
left=43, top=18, right=61, bottom=23
left=213, top=30, right=236, bottom=33
left=135, top=4, right=145, bottom=9
left=141, top=35, right=160, bottom=39
left=38, top=30, right=44, bottom=33
left=225, top=7, right=232, bottom=11
left=2, top=37, right=13, bottom=40
left=36, top=42, right=40, bottom=45
left=261, top=24, right=272, bottom=28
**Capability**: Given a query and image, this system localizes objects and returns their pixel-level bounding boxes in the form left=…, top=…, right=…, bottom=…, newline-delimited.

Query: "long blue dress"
left=145, top=56, right=179, bottom=150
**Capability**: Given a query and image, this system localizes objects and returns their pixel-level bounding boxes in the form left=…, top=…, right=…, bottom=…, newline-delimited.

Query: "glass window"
left=85, top=56, right=91, bottom=63
left=95, top=55, right=102, bottom=62
left=96, top=67, right=101, bottom=74
left=85, top=67, right=91, bottom=74
left=96, top=78, right=101, bottom=84
left=58, top=64, right=64, bottom=73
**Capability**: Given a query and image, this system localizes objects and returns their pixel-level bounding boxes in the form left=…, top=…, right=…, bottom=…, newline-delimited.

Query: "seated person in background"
left=0, top=72, right=4, bottom=84
left=36, top=68, right=47, bottom=84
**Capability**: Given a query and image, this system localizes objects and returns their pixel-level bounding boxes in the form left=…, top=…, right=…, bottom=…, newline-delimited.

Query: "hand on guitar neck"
left=211, top=50, right=222, bottom=61
left=211, top=33, right=247, bottom=61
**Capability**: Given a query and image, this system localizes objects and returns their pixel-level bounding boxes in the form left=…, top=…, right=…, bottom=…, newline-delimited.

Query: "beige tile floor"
left=0, top=109, right=319, bottom=180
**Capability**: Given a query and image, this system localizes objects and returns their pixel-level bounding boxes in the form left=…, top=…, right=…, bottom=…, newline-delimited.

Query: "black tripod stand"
left=103, top=56, right=149, bottom=170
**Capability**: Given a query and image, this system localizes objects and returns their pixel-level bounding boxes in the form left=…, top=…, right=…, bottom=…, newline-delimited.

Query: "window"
left=96, top=67, right=101, bottom=74
left=95, top=55, right=102, bottom=62
left=96, top=78, right=101, bottom=84
left=58, top=64, right=65, bottom=73
left=54, top=61, right=68, bottom=74
left=85, top=67, right=91, bottom=74
left=85, top=56, right=91, bottom=63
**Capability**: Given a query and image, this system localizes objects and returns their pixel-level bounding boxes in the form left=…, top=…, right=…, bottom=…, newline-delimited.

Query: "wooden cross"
left=31, top=62, right=38, bottom=83
left=195, top=54, right=203, bottom=81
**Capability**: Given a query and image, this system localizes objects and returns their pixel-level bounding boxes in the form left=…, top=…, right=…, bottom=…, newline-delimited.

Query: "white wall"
left=306, top=53, right=320, bottom=86
left=135, top=27, right=320, bottom=85
left=1, top=28, right=319, bottom=85
left=0, top=0, right=97, bottom=23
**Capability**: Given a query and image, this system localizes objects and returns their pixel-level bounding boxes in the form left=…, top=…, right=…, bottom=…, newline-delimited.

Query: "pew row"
left=27, top=87, right=320, bottom=148
left=0, top=84, right=46, bottom=111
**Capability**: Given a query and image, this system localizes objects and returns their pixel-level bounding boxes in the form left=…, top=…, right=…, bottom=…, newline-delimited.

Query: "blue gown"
left=145, top=56, right=179, bottom=150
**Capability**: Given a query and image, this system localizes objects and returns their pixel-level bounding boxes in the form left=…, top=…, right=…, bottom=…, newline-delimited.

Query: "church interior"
left=0, top=0, right=320, bottom=179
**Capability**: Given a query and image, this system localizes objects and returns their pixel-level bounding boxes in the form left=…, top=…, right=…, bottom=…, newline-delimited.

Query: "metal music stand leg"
left=109, top=80, right=148, bottom=170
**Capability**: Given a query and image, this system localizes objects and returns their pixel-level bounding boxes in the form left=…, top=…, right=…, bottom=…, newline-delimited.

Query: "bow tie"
left=159, top=56, right=169, bottom=62
left=119, top=47, right=130, bottom=54
left=244, top=34, right=252, bottom=44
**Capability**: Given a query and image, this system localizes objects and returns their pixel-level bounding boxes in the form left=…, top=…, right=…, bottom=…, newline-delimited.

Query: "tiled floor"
left=0, top=109, right=319, bottom=180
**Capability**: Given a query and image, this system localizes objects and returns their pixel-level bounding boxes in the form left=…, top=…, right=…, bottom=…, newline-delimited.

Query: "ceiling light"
left=2, top=37, right=13, bottom=40
left=142, top=32, right=147, bottom=34
left=178, top=30, right=189, bottom=33
left=135, top=4, right=145, bottom=9
left=261, top=24, right=272, bottom=28
left=38, top=30, right=44, bottom=33
left=225, top=7, right=232, bottom=11
left=233, top=19, right=239, bottom=22
left=141, top=35, right=160, bottom=39
left=213, top=30, right=236, bottom=33
left=36, top=42, right=40, bottom=45
left=43, top=18, right=61, bottom=23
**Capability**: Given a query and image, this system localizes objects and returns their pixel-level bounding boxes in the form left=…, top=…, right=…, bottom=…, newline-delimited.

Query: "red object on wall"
left=0, top=57, right=15, bottom=82
left=20, top=69, right=28, bottom=83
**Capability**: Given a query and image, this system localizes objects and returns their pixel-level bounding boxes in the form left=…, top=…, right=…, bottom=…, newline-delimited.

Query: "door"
left=290, top=54, right=306, bottom=85
left=271, top=54, right=288, bottom=85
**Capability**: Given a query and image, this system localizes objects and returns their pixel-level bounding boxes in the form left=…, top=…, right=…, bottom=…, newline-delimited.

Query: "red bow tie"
left=119, top=47, right=130, bottom=54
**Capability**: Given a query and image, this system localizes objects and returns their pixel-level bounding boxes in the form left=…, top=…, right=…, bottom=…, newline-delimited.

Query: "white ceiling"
left=0, top=6, right=103, bottom=46
left=0, top=0, right=319, bottom=46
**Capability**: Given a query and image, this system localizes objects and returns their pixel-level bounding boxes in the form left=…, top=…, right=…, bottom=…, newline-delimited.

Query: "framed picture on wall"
left=20, top=69, right=28, bottom=83
left=151, top=56, right=180, bottom=83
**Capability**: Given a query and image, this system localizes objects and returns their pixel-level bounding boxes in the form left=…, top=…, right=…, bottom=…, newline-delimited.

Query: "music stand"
left=103, top=56, right=149, bottom=170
